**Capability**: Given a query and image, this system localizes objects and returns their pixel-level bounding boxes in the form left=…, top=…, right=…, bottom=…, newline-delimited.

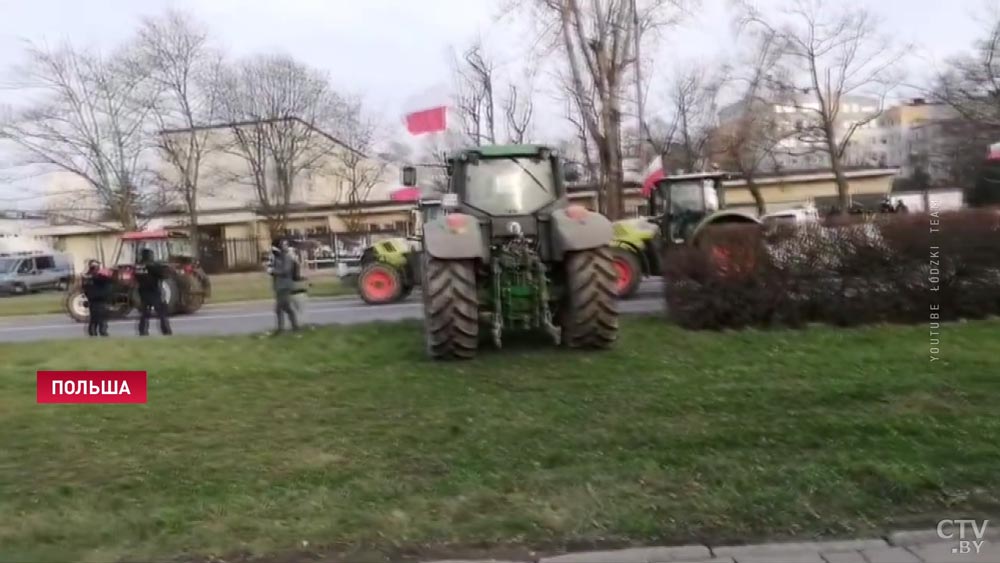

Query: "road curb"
left=421, top=529, right=998, bottom=563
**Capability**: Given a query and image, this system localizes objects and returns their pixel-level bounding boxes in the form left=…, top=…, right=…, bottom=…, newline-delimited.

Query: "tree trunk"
left=601, top=103, right=624, bottom=220
left=826, top=123, right=851, bottom=214
left=746, top=176, right=766, bottom=215
left=186, top=189, right=201, bottom=259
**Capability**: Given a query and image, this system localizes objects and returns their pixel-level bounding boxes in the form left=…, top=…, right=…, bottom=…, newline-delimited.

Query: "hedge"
left=663, top=210, right=1000, bottom=329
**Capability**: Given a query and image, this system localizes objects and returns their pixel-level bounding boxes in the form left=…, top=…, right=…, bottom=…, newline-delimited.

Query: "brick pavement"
left=423, top=526, right=999, bottom=563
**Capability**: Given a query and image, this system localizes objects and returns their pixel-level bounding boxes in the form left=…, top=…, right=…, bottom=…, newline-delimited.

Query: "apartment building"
left=718, top=94, right=884, bottom=172
left=875, top=99, right=959, bottom=178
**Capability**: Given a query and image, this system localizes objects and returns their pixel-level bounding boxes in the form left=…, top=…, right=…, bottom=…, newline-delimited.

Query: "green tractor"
left=406, top=144, right=619, bottom=360
left=609, top=172, right=761, bottom=298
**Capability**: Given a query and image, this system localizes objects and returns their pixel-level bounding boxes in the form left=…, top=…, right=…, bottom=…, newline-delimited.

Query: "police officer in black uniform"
left=135, top=248, right=173, bottom=336
left=82, top=259, right=112, bottom=337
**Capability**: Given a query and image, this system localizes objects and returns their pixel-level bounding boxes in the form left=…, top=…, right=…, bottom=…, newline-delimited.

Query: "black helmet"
left=140, top=248, right=155, bottom=261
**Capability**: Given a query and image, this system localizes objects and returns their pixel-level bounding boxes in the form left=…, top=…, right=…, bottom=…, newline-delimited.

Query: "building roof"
left=721, top=168, right=899, bottom=188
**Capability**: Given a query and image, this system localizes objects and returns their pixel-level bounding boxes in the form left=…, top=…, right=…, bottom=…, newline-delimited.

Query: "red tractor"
left=65, top=230, right=211, bottom=323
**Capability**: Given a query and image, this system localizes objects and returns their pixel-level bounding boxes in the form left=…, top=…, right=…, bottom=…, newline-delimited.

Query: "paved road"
left=0, top=279, right=665, bottom=343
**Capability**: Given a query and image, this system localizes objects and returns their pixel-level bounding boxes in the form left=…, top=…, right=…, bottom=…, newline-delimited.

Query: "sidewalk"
left=423, top=528, right=999, bottom=563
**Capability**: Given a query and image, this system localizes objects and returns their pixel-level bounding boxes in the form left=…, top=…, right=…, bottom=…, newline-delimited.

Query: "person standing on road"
left=82, top=259, right=112, bottom=337
left=269, top=238, right=299, bottom=334
left=135, top=248, right=173, bottom=336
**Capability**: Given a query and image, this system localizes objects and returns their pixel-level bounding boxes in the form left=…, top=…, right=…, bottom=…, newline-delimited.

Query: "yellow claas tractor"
left=355, top=201, right=443, bottom=304
left=609, top=172, right=761, bottom=298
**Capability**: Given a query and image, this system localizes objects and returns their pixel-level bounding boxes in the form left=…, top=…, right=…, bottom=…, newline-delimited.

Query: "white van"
left=0, top=252, right=75, bottom=295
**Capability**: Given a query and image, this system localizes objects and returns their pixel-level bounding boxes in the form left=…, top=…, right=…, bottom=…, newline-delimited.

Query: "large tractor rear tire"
left=423, top=256, right=479, bottom=360
left=358, top=262, right=404, bottom=305
left=561, top=247, right=618, bottom=349
left=610, top=246, right=642, bottom=299
left=177, top=274, right=206, bottom=314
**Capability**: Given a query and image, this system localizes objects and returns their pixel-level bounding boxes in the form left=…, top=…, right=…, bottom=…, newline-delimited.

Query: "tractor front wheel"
left=610, top=247, right=642, bottom=299
left=65, top=289, right=89, bottom=323
left=561, top=247, right=618, bottom=349
left=423, top=256, right=479, bottom=360
left=358, top=262, right=404, bottom=305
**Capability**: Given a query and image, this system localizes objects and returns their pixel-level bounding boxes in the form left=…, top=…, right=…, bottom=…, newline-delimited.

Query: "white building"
left=874, top=99, right=959, bottom=179
left=718, top=94, right=885, bottom=172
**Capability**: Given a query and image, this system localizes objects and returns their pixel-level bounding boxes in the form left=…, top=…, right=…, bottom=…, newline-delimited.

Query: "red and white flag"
left=402, top=84, right=451, bottom=136
left=405, top=107, right=447, bottom=135
left=641, top=155, right=666, bottom=197
left=989, top=141, right=1000, bottom=161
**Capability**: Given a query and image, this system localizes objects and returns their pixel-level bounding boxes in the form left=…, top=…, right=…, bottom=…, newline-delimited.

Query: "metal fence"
left=198, top=230, right=406, bottom=274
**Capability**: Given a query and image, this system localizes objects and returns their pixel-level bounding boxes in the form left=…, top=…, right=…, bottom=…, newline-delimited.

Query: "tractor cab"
left=403, top=144, right=568, bottom=245
left=114, top=230, right=196, bottom=266
left=648, top=172, right=728, bottom=244
left=111, top=230, right=201, bottom=284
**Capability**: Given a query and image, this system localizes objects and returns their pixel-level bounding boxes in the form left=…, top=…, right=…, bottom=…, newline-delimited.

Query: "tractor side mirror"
left=402, top=166, right=417, bottom=187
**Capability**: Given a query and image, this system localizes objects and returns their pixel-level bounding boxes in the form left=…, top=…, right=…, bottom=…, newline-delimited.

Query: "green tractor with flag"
left=608, top=171, right=761, bottom=298
left=404, top=143, right=618, bottom=360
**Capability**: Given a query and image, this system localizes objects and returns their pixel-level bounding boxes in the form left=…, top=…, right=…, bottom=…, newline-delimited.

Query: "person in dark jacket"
left=134, top=248, right=172, bottom=336
left=268, top=238, right=299, bottom=334
left=81, top=259, right=112, bottom=337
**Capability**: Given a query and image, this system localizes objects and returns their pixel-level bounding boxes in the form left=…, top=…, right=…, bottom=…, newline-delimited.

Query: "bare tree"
left=502, top=81, right=535, bottom=143
left=522, top=0, right=692, bottom=219
left=218, top=55, right=344, bottom=235
left=643, top=115, right=679, bottom=171
left=451, top=40, right=497, bottom=146
left=663, top=63, right=726, bottom=172
left=0, top=43, right=159, bottom=230
left=936, top=8, right=1000, bottom=129
left=138, top=10, right=222, bottom=256
left=561, top=75, right=602, bottom=207
left=332, top=98, right=388, bottom=232
left=712, top=31, right=788, bottom=214
left=741, top=0, right=908, bottom=212
left=932, top=9, right=1000, bottom=202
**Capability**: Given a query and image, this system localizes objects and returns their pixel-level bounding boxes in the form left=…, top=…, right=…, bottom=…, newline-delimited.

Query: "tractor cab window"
left=666, top=179, right=719, bottom=242
left=668, top=180, right=718, bottom=214
left=463, top=157, right=555, bottom=216
left=167, top=238, right=194, bottom=258
left=132, top=241, right=170, bottom=262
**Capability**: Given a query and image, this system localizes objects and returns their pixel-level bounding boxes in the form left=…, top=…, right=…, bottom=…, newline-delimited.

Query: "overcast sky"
left=0, top=0, right=991, bottom=208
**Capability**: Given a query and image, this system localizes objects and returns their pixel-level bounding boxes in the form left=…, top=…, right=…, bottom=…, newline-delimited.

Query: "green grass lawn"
left=0, top=271, right=352, bottom=317
left=1, top=319, right=999, bottom=563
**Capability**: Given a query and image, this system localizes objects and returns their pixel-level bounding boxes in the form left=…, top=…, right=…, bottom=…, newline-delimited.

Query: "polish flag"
left=390, top=186, right=422, bottom=202
left=641, top=155, right=666, bottom=197
left=989, top=142, right=1000, bottom=161
left=403, top=84, right=451, bottom=136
